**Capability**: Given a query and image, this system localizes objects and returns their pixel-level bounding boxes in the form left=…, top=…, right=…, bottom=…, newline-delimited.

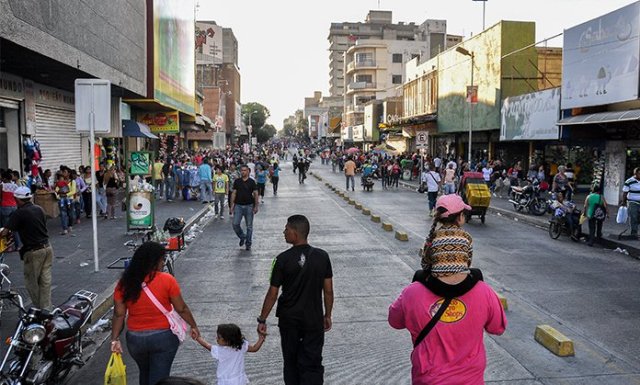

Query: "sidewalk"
left=0, top=195, right=212, bottom=336
left=395, top=178, right=640, bottom=257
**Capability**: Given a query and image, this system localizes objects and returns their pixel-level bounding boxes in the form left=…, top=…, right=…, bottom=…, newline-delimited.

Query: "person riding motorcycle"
left=361, top=160, right=373, bottom=185
left=551, top=191, right=578, bottom=240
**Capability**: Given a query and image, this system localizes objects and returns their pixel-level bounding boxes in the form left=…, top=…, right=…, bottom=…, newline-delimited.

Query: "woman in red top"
left=111, top=242, right=200, bottom=385
left=0, top=170, right=20, bottom=249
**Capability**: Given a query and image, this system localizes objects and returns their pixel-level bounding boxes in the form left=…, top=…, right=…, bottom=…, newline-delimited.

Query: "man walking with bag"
left=0, top=187, right=52, bottom=309
left=257, top=215, right=333, bottom=385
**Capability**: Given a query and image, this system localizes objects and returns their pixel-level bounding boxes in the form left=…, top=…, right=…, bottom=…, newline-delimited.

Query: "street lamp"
left=246, top=111, right=258, bottom=151
left=456, top=46, right=475, bottom=165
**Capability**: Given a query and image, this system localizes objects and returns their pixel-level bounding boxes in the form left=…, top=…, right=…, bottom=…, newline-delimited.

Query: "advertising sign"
left=561, top=2, right=640, bottom=109
left=129, top=151, right=152, bottom=175
left=466, top=85, right=478, bottom=104
left=196, top=22, right=223, bottom=65
left=138, top=111, right=179, bottom=134
left=501, top=88, right=560, bottom=141
left=153, top=0, right=195, bottom=114
left=128, top=191, right=154, bottom=229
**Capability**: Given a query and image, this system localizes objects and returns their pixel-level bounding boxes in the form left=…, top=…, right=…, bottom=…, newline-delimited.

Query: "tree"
left=282, top=122, right=296, bottom=138
left=242, top=102, right=270, bottom=132
left=255, top=123, right=277, bottom=143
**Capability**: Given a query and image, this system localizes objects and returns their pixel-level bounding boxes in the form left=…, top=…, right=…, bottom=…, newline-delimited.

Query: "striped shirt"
left=623, top=176, right=640, bottom=202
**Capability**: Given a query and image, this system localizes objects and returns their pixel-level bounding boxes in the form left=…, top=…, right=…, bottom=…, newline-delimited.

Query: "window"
left=355, top=74, right=372, bottom=83
left=392, top=75, right=402, bottom=84
left=392, top=53, right=403, bottom=63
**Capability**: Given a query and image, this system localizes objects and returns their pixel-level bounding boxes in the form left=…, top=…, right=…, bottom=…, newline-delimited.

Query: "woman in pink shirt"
left=389, top=194, right=506, bottom=385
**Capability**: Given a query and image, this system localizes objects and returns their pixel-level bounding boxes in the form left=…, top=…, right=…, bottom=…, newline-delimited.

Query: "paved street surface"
left=66, top=158, right=640, bottom=385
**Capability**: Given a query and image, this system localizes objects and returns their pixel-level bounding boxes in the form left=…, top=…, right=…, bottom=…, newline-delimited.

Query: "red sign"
left=466, top=86, right=478, bottom=104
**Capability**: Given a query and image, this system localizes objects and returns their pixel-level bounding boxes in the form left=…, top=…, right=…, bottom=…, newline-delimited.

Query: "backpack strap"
left=413, top=297, right=453, bottom=348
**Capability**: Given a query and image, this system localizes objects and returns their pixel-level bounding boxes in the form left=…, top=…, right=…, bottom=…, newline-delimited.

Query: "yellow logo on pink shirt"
left=429, top=298, right=467, bottom=323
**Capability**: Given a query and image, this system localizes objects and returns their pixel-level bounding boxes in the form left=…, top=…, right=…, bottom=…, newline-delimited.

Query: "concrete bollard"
left=354, top=203, right=362, bottom=210
left=348, top=199, right=356, bottom=205
left=534, top=325, right=575, bottom=357
left=371, top=215, right=381, bottom=223
left=362, top=208, right=371, bottom=215
left=497, top=293, right=508, bottom=310
left=395, top=231, right=408, bottom=241
left=382, top=222, right=393, bottom=231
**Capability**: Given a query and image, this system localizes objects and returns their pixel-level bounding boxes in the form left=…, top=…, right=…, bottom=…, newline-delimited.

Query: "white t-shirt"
left=482, top=167, right=493, bottom=182
left=211, top=340, right=249, bottom=385
left=247, top=162, right=256, bottom=179
left=425, top=171, right=441, bottom=192
left=446, top=160, right=457, bottom=170
left=433, top=157, right=442, bottom=169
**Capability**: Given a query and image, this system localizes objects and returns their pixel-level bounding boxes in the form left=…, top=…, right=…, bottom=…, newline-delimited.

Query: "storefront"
left=0, top=73, right=25, bottom=172
left=34, top=83, right=84, bottom=171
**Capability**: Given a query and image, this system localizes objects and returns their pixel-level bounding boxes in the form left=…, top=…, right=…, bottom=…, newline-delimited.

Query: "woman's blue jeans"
left=126, top=329, right=179, bottom=385
left=58, top=198, right=75, bottom=230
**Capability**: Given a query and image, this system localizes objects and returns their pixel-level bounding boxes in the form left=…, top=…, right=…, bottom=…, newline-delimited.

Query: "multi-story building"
left=304, top=92, right=343, bottom=141
left=329, top=10, right=460, bottom=149
left=195, top=20, right=241, bottom=145
left=0, top=0, right=148, bottom=172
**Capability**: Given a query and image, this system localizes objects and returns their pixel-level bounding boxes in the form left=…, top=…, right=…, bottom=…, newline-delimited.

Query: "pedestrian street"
left=68, top=159, right=640, bottom=385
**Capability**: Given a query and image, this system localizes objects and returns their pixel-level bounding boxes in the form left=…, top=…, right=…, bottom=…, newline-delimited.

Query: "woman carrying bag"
left=111, top=242, right=200, bottom=385
left=388, top=194, right=507, bottom=385
left=583, top=184, right=608, bottom=247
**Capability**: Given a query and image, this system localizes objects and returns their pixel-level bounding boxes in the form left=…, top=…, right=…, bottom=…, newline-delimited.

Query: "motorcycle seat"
left=51, top=313, right=83, bottom=339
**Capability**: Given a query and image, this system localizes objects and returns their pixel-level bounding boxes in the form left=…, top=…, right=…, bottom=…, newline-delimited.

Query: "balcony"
left=346, top=60, right=377, bottom=74
left=347, top=81, right=376, bottom=93
left=345, top=104, right=365, bottom=114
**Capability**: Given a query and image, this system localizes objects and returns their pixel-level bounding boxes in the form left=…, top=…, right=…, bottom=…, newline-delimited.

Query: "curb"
left=399, top=179, right=640, bottom=259
left=89, top=204, right=213, bottom=324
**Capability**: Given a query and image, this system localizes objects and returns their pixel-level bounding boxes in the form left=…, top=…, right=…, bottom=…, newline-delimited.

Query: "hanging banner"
left=138, top=111, right=179, bottom=134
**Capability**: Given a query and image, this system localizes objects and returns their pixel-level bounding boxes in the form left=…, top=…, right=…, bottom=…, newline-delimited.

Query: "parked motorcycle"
left=0, top=289, right=97, bottom=385
left=508, top=180, right=548, bottom=216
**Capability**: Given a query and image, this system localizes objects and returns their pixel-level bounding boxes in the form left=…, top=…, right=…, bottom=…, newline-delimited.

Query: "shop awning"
left=122, top=120, right=158, bottom=139
left=557, top=109, right=640, bottom=126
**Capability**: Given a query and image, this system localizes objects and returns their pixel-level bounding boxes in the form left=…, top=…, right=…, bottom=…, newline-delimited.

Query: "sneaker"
left=60, top=230, right=68, bottom=235
left=245, top=245, right=251, bottom=251
left=220, top=215, right=224, bottom=219
left=239, top=238, right=245, bottom=247
left=214, top=214, right=219, bottom=219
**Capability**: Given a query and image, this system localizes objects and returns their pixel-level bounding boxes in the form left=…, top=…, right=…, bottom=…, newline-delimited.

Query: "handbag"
left=142, top=283, right=188, bottom=343
left=617, top=206, right=629, bottom=224
left=579, top=213, right=587, bottom=225
left=104, top=352, right=127, bottom=385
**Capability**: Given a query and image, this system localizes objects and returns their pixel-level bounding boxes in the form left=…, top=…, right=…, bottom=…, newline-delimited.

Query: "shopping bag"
left=617, top=206, right=628, bottom=224
left=579, top=213, right=587, bottom=225
left=104, top=352, right=127, bottom=385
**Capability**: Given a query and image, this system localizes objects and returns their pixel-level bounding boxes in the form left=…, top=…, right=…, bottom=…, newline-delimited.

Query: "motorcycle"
left=0, top=289, right=97, bottom=385
left=508, top=179, right=548, bottom=216
left=362, top=176, right=374, bottom=192
left=548, top=205, right=583, bottom=241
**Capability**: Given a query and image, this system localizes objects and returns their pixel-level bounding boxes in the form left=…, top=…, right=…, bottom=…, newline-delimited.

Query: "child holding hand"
left=196, top=323, right=266, bottom=385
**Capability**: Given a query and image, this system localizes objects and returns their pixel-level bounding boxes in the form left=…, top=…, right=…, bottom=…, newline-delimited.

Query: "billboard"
left=196, top=22, right=223, bottom=65
left=153, top=0, right=195, bottom=114
left=139, top=111, right=180, bottom=134
left=501, top=88, right=560, bottom=141
left=562, top=2, right=640, bottom=109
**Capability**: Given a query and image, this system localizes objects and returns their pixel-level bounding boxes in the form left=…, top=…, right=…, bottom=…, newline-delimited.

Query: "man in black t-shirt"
left=0, top=187, right=52, bottom=309
left=230, top=165, right=259, bottom=250
left=257, top=215, right=334, bottom=385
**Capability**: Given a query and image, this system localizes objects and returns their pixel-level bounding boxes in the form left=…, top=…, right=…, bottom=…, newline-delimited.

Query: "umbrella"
left=373, top=143, right=398, bottom=155
left=345, top=147, right=360, bottom=155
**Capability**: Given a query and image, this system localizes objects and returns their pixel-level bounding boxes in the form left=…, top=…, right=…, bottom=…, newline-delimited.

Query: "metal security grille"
left=35, top=105, right=83, bottom=171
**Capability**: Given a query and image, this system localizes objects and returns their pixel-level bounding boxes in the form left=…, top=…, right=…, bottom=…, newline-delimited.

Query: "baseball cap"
left=435, top=194, right=471, bottom=218
left=14, top=186, right=33, bottom=200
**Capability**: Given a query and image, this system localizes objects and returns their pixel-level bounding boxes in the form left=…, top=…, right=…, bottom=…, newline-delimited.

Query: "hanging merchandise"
left=159, top=134, right=168, bottom=160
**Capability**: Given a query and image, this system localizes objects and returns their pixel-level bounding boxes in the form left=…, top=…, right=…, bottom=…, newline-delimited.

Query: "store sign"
left=35, top=83, right=74, bottom=109
left=561, top=2, right=640, bottom=109
left=129, top=151, right=152, bottom=175
left=128, top=191, right=153, bottom=228
left=352, top=125, right=364, bottom=141
left=501, top=87, right=560, bottom=141
left=138, top=111, right=179, bottom=134
left=0, top=73, right=24, bottom=99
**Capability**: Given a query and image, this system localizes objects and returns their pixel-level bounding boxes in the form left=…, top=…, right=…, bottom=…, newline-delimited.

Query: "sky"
left=198, top=0, right=636, bottom=128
